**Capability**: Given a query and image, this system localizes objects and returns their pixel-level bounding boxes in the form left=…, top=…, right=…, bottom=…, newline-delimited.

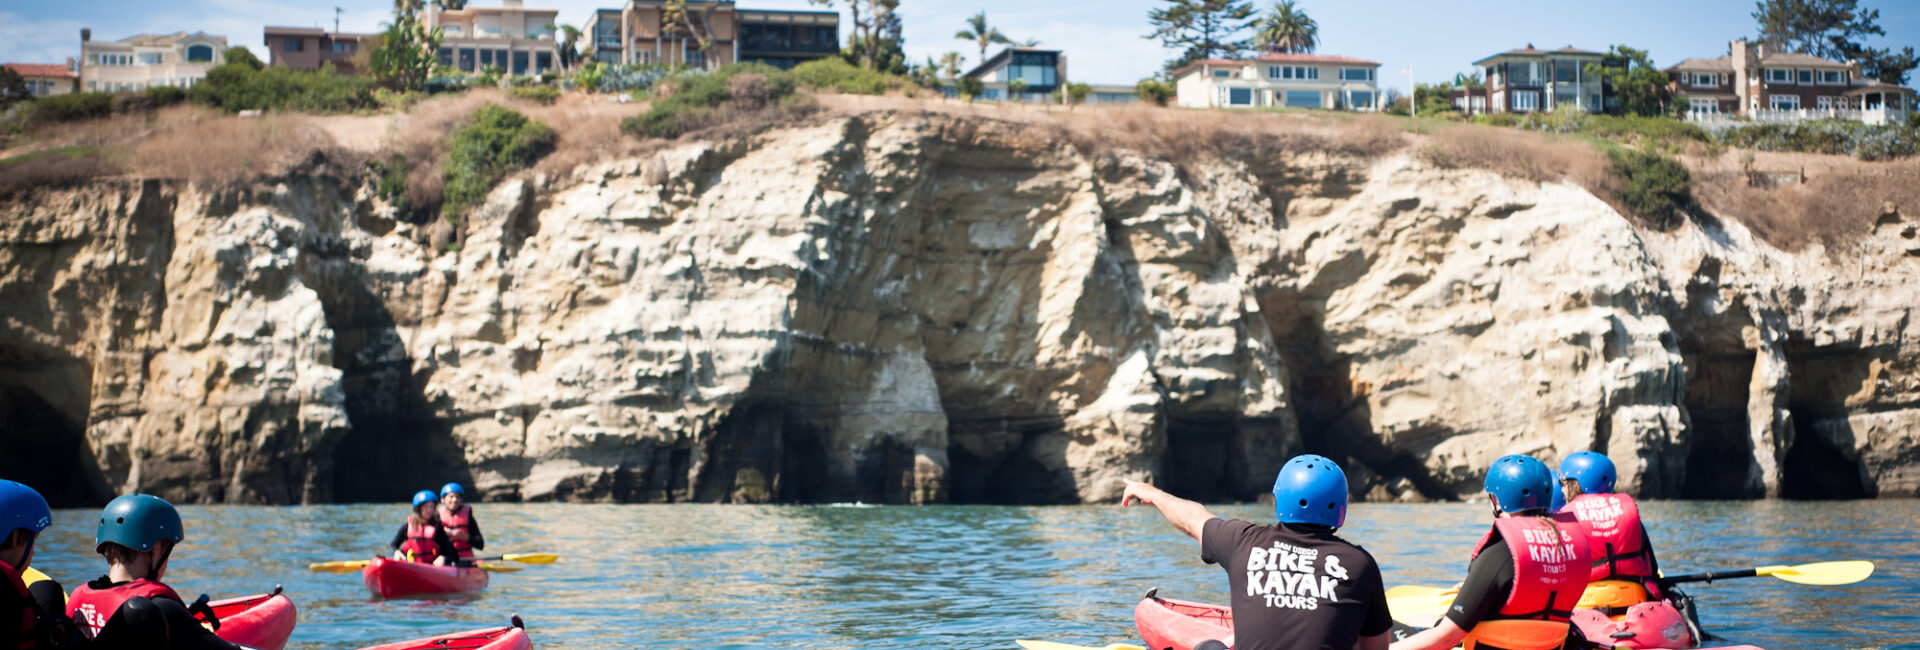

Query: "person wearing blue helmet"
left=68, top=494, right=245, bottom=650
left=1, top=479, right=66, bottom=650
left=1557, top=451, right=1666, bottom=610
left=1123, top=455, right=1391, bottom=650
left=389, top=491, right=459, bottom=566
left=1391, top=455, right=1590, bottom=650
left=435, top=483, right=484, bottom=562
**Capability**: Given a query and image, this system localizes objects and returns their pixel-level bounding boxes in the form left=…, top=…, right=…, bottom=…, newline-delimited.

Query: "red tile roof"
left=4, top=63, right=76, bottom=79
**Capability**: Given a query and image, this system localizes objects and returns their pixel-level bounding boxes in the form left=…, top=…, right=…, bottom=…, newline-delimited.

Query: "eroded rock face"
left=1, top=112, right=1914, bottom=504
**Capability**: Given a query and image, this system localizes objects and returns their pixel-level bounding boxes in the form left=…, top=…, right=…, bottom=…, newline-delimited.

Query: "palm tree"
left=556, top=23, right=582, bottom=70
left=939, top=51, right=963, bottom=79
left=1253, top=0, right=1318, bottom=54
left=954, top=11, right=1012, bottom=62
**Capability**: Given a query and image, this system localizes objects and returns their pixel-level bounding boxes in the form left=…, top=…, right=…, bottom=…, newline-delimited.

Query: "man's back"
left=1201, top=518, right=1392, bottom=650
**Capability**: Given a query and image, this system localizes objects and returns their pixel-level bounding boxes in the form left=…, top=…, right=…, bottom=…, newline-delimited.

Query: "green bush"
left=191, top=63, right=373, bottom=113
left=1472, top=113, right=1522, bottom=127
left=32, top=92, right=114, bottom=123
left=956, top=76, right=985, bottom=101
left=144, top=86, right=188, bottom=107
left=789, top=58, right=899, bottom=95
left=1712, top=120, right=1918, bottom=161
left=224, top=46, right=265, bottom=71
left=373, top=88, right=424, bottom=110
left=443, top=104, right=556, bottom=219
left=1608, top=148, right=1692, bottom=230
left=368, top=153, right=415, bottom=217
left=510, top=85, right=560, bottom=105
left=619, top=63, right=797, bottom=139
left=1135, top=79, right=1173, bottom=106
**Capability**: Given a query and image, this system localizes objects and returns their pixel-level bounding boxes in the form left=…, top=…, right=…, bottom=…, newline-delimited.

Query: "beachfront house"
left=1451, top=44, right=1607, bottom=115
left=588, top=1, right=840, bottom=70
left=264, top=27, right=377, bottom=74
left=1667, top=39, right=1914, bottom=125
left=77, top=29, right=227, bottom=92
left=3, top=62, right=79, bottom=97
left=426, top=0, right=563, bottom=76
left=1171, top=53, right=1381, bottom=110
left=959, top=47, right=1066, bottom=102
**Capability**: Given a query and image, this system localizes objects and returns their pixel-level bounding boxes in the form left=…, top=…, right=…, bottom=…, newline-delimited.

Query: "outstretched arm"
left=1388, top=617, right=1467, bottom=650
left=1120, top=480, right=1219, bottom=545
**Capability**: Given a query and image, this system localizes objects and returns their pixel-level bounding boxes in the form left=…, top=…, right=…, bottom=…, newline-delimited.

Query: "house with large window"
left=3, top=63, right=78, bottom=97
left=427, top=0, right=563, bottom=76
left=960, top=47, right=1065, bottom=102
left=1171, top=53, right=1381, bottom=111
left=592, top=1, right=839, bottom=70
left=1668, top=39, right=1913, bottom=125
left=264, top=27, right=376, bottom=73
left=1451, top=44, right=1607, bottom=115
left=77, top=29, right=227, bottom=92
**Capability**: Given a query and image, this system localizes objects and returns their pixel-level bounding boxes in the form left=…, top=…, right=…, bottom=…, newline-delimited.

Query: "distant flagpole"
left=1402, top=65, right=1413, bottom=117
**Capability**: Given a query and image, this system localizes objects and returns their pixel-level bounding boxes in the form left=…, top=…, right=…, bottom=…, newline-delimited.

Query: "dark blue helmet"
left=96, top=494, right=184, bottom=553
left=1485, top=455, right=1554, bottom=513
left=412, top=490, right=439, bottom=508
left=0, top=480, right=51, bottom=539
left=440, top=482, right=465, bottom=497
left=1559, top=451, right=1617, bottom=495
left=1272, top=454, right=1348, bottom=527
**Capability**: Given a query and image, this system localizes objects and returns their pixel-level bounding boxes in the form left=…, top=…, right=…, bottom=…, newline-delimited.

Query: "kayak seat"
left=1576, top=580, right=1650, bottom=615
left=1461, top=620, right=1571, bottom=650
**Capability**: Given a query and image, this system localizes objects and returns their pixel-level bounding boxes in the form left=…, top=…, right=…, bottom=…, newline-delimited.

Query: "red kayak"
left=1136, top=596, right=1764, bottom=650
left=209, top=592, right=297, bottom=650
left=354, top=626, right=531, bottom=650
left=362, top=557, right=489, bottom=599
left=1135, top=596, right=1234, bottom=650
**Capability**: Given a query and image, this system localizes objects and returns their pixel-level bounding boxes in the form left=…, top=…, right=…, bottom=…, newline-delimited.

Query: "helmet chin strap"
left=151, top=541, right=174, bottom=582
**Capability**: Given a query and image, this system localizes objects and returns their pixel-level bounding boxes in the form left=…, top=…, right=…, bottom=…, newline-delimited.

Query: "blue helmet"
left=0, top=480, right=52, bottom=539
left=1485, top=455, right=1554, bottom=513
left=440, top=482, right=465, bottom=497
left=1272, top=454, right=1348, bottom=527
left=1559, top=451, right=1617, bottom=495
left=96, top=494, right=184, bottom=553
left=1549, top=470, right=1567, bottom=513
left=412, top=490, right=439, bottom=508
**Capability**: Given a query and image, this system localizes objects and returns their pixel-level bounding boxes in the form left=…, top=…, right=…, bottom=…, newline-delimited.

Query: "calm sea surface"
left=27, top=501, right=1919, bottom=649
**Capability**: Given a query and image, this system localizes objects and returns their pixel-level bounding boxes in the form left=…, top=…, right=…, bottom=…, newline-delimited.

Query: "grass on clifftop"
left=442, top=104, right=556, bottom=221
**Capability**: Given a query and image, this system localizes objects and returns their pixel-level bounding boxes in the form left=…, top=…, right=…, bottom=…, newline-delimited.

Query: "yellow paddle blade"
left=307, top=560, right=371, bottom=573
left=1386, top=584, right=1453, bottom=599
left=1388, top=588, right=1457, bottom=625
left=1757, top=561, right=1875, bottom=586
left=1015, top=641, right=1146, bottom=650
left=477, top=563, right=523, bottom=572
left=500, top=553, right=559, bottom=565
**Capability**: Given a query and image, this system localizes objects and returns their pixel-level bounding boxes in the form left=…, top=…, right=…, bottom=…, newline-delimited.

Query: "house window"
left=438, top=47, right=454, bottom=66
left=1507, top=61, right=1539, bottom=85
left=1816, top=96, right=1835, bottom=109
left=536, top=52, right=552, bottom=73
left=285, top=38, right=304, bottom=52
left=686, top=48, right=704, bottom=68
left=1552, top=59, right=1579, bottom=83
left=446, top=25, right=463, bottom=35
left=1797, top=69, right=1813, bottom=84
left=1766, top=68, right=1792, bottom=83
left=1213, top=69, right=1230, bottom=78
left=1689, top=97, right=1718, bottom=114
left=1693, top=73, right=1716, bottom=86
left=1819, top=70, right=1842, bottom=84
left=1227, top=87, right=1253, bottom=106
left=1471, top=96, right=1486, bottom=112
left=1770, top=95, right=1800, bottom=110
left=1284, top=89, right=1320, bottom=108
left=513, top=50, right=530, bottom=74
left=1339, top=67, right=1373, bottom=82
left=186, top=44, right=214, bottom=62
left=1271, top=66, right=1318, bottom=80
left=332, top=42, right=356, bottom=53
left=1346, top=89, right=1373, bottom=109
left=1514, top=90, right=1539, bottom=111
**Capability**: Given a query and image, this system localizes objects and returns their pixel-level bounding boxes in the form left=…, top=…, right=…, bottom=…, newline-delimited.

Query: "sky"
left=3, top=0, right=1918, bottom=93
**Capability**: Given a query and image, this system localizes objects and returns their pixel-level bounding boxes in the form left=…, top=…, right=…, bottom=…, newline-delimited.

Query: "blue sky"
left=4, top=0, right=1917, bottom=92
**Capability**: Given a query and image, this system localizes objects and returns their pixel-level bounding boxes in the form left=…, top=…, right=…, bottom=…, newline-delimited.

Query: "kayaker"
left=1558, top=452, right=1665, bottom=610
left=435, top=483, right=483, bottom=562
left=390, top=491, right=459, bottom=566
left=1390, top=455, right=1591, bottom=650
left=1, top=479, right=64, bottom=650
left=1122, top=454, right=1392, bottom=650
left=67, top=494, right=243, bottom=650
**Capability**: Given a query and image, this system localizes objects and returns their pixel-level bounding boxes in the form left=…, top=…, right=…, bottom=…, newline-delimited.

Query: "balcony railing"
left=1685, top=107, right=1910, bottom=126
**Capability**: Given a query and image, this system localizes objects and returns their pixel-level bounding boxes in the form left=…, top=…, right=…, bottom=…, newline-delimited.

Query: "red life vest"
left=399, top=518, right=442, bottom=563
left=66, top=579, right=180, bottom=639
left=437, top=505, right=475, bottom=559
left=1, top=561, right=38, bottom=650
left=1470, top=513, right=1592, bottom=624
left=1564, top=493, right=1656, bottom=584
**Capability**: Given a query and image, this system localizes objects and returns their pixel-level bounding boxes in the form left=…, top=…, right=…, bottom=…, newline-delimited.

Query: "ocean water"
left=24, top=500, right=1919, bottom=649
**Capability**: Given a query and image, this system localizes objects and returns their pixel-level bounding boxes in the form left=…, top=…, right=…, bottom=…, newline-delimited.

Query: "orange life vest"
left=66, top=579, right=179, bottom=639
left=1462, top=514, right=1592, bottom=650
left=400, top=518, right=442, bottom=564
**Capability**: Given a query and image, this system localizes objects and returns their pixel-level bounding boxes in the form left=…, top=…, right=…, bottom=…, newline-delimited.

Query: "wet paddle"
left=1014, top=641, right=1146, bottom=650
left=477, top=552, right=560, bottom=565
left=1386, top=586, right=1457, bottom=625
left=1660, top=560, right=1874, bottom=586
left=306, top=560, right=370, bottom=573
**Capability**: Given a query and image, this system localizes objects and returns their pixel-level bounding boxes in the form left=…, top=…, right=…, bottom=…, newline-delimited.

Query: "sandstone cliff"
left=1, top=111, right=1914, bottom=505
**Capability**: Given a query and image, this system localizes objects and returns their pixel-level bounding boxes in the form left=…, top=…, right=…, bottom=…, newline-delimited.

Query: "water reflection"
left=21, top=501, right=1917, bottom=649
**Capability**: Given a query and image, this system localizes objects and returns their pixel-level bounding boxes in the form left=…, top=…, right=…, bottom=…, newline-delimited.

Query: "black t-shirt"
left=1444, top=540, right=1516, bottom=630
left=1200, top=518, right=1392, bottom=650
left=0, top=568, right=27, bottom=650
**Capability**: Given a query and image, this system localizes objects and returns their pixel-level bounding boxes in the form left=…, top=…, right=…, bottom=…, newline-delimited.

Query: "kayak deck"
left=1135, top=597, right=1234, bottom=650
left=208, top=592, right=297, bottom=650
left=362, top=557, right=490, bottom=599
left=354, top=626, right=531, bottom=650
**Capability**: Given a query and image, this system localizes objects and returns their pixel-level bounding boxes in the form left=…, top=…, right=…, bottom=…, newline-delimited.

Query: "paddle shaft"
left=1660, top=568, right=1759, bottom=585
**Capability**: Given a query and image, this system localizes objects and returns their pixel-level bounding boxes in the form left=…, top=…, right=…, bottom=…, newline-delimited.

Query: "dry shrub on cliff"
left=1687, top=151, right=1920, bottom=248
left=124, top=113, right=359, bottom=186
left=0, top=146, right=117, bottom=195
left=1419, top=124, right=1632, bottom=220
left=1062, top=106, right=1406, bottom=165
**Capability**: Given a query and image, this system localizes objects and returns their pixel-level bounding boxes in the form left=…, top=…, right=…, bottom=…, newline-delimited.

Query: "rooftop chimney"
left=81, top=28, right=91, bottom=42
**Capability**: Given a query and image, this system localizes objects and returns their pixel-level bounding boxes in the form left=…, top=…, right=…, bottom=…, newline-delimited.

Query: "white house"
left=79, top=29, right=228, bottom=92
left=1173, top=53, right=1382, bottom=111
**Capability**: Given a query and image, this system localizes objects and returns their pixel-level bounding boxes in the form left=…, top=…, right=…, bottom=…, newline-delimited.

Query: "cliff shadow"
left=1679, top=350, right=1760, bottom=499
left=0, top=370, right=110, bottom=507
left=947, top=416, right=1077, bottom=505
left=1779, top=345, right=1880, bottom=499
